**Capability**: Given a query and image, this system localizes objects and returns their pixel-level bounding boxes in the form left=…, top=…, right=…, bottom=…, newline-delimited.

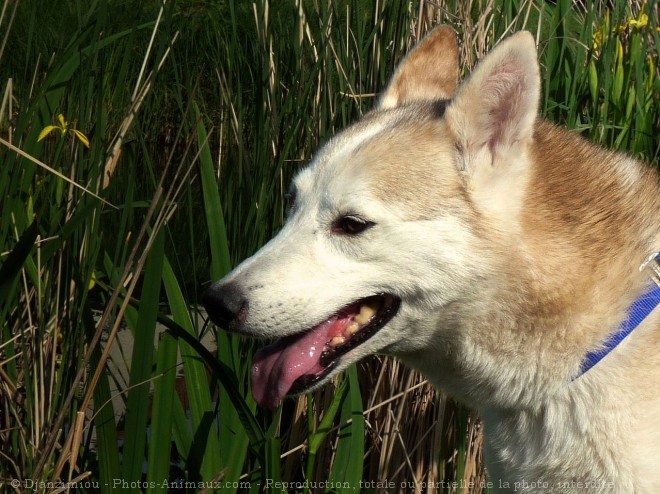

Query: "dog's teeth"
left=329, top=336, right=346, bottom=347
left=346, top=322, right=360, bottom=335
left=354, top=304, right=376, bottom=324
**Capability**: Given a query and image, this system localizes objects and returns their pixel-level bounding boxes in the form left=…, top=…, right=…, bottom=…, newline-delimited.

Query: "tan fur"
left=379, top=25, right=459, bottom=108
left=381, top=28, right=660, bottom=492
left=343, top=28, right=660, bottom=491
left=345, top=117, right=469, bottom=220
left=204, top=26, right=660, bottom=493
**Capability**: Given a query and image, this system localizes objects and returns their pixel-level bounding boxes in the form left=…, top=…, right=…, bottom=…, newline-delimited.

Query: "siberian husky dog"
left=203, top=26, right=660, bottom=492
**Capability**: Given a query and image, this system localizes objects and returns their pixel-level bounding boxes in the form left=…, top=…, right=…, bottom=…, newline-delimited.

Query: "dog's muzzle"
left=203, top=280, right=401, bottom=409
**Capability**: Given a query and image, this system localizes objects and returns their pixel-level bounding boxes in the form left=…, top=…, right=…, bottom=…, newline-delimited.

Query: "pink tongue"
left=251, top=314, right=353, bottom=409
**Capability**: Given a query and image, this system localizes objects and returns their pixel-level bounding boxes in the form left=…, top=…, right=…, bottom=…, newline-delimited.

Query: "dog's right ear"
left=444, top=32, right=539, bottom=173
left=378, top=25, right=459, bottom=109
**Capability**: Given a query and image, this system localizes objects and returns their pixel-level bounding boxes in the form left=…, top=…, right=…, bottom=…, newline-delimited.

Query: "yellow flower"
left=592, top=29, right=603, bottom=50
left=614, top=21, right=629, bottom=35
left=38, top=113, right=90, bottom=148
left=592, top=5, right=651, bottom=53
left=628, top=13, right=648, bottom=29
left=627, top=3, right=649, bottom=30
left=592, top=10, right=611, bottom=51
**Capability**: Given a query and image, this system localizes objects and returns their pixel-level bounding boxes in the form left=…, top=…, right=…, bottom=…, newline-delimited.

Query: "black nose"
left=202, top=282, right=248, bottom=331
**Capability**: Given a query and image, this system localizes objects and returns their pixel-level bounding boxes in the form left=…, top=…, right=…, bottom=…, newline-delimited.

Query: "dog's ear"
left=445, top=32, right=540, bottom=171
left=378, top=25, right=459, bottom=109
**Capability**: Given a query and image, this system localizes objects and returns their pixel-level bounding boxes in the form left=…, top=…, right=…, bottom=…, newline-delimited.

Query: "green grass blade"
left=146, top=329, right=179, bottom=493
left=121, top=229, right=165, bottom=491
left=328, top=366, right=364, bottom=492
left=195, top=101, right=231, bottom=279
left=170, top=392, right=194, bottom=471
left=194, top=99, right=253, bottom=488
left=306, top=380, right=348, bottom=482
left=86, top=305, right=121, bottom=494
left=154, top=311, right=265, bottom=451
left=260, top=406, right=282, bottom=490
left=0, top=219, right=38, bottom=302
left=161, top=255, right=222, bottom=481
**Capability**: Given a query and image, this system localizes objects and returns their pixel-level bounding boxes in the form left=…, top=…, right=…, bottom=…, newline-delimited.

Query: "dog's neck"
left=407, top=121, right=660, bottom=411
left=576, top=255, right=660, bottom=377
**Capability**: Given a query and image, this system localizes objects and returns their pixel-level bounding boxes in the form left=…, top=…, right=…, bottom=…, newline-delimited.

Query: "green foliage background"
left=1, top=0, right=658, bottom=492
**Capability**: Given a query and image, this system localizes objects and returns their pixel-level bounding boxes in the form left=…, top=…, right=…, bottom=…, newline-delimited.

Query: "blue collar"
left=576, top=252, right=660, bottom=378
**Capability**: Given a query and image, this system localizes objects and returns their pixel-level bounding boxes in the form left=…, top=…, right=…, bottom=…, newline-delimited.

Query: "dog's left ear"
left=445, top=32, right=540, bottom=170
left=378, top=25, right=459, bottom=109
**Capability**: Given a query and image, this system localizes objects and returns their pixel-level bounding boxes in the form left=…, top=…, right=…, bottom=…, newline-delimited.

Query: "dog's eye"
left=332, top=215, right=375, bottom=235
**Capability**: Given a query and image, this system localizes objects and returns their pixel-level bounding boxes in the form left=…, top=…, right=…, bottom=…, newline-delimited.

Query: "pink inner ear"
left=484, top=62, right=529, bottom=154
left=447, top=32, right=539, bottom=164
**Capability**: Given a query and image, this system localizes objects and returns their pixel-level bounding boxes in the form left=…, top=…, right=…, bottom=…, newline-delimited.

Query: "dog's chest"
left=480, top=402, right=637, bottom=493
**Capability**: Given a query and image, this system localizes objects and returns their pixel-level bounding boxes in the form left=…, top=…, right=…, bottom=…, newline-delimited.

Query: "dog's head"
left=203, top=26, right=540, bottom=408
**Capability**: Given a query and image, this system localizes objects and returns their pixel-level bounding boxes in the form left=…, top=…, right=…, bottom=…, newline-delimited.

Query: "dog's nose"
left=202, top=282, right=248, bottom=331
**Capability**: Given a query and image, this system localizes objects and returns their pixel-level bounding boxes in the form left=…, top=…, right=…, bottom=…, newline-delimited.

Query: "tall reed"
left=1, top=1, right=658, bottom=493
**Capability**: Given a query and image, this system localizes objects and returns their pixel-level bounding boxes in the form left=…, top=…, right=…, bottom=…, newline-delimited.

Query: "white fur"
left=207, top=28, right=660, bottom=492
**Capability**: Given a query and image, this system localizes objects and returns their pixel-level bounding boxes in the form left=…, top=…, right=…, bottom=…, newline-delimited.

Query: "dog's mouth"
left=251, top=293, right=400, bottom=409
